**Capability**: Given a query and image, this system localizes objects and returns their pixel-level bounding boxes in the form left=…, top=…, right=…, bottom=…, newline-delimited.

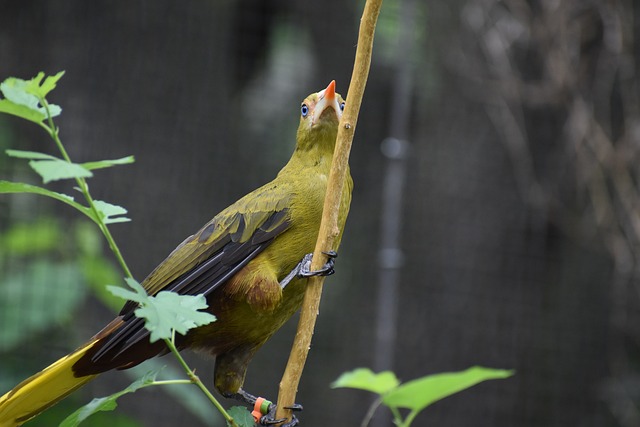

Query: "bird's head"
left=296, top=80, right=345, bottom=150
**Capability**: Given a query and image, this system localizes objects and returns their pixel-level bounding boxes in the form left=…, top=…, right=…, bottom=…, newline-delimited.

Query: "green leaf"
left=331, top=368, right=400, bottom=395
left=382, top=366, right=514, bottom=412
left=106, top=277, right=147, bottom=305
left=5, top=149, right=58, bottom=160
left=93, top=200, right=130, bottom=224
left=135, top=291, right=217, bottom=342
left=227, top=406, right=254, bottom=427
left=0, top=99, right=45, bottom=122
left=25, top=70, right=65, bottom=99
left=0, top=72, right=63, bottom=122
left=81, top=156, right=135, bottom=171
left=59, top=370, right=158, bottom=427
left=107, top=278, right=217, bottom=342
left=0, top=181, right=95, bottom=222
left=28, top=159, right=93, bottom=183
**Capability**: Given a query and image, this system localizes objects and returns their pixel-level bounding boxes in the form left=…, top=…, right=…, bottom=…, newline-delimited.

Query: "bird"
left=0, top=80, right=352, bottom=427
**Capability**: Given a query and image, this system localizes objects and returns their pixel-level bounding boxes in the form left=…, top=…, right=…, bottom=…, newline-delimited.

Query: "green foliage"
left=1, top=218, right=63, bottom=255
left=0, top=71, right=63, bottom=122
left=0, top=260, right=85, bottom=350
left=333, top=366, right=514, bottom=427
left=59, top=370, right=159, bottom=427
left=226, top=407, right=254, bottom=427
left=108, top=278, right=217, bottom=343
left=332, top=368, right=399, bottom=395
left=0, top=72, right=235, bottom=426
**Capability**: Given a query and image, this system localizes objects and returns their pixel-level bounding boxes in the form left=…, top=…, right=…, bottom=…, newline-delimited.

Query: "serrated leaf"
left=0, top=73, right=62, bottom=121
left=25, top=70, right=65, bottom=99
left=331, top=368, right=400, bottom=395
left=29, top=159, right=93, bottom=183
left=6, top=149, right=58, bottom=160
left=81, top=156, right=135, bottom=171
left=382, top=366, right=513, bottom=412
left=106, top=277, right=147, bottom=305
left=0, top=180, right=95, bottom=222
left=108, top=278, right=217, bottom=342
left=93, top=200, right=130, bottom=224
left=135, top=291, right=216, bottom=342
left=60, top=370, right=159, bottom=427
left=227, top=406, right=254, bottom=427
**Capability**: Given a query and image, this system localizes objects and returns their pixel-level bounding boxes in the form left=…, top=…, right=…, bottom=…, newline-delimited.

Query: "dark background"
left=1, top=1, right=639, bottom=426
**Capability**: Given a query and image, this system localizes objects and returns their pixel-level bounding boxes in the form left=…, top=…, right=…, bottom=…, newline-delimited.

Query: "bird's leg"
left=279, top=251, right=338, bottom=289
left=228, top=388, right=302, bottom=426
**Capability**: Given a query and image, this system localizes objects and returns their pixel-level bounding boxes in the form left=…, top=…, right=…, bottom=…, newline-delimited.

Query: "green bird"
left=0, top=80, right=352, bottom=427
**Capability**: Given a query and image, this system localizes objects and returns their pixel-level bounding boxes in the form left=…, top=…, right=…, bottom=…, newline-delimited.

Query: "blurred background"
left=1, top=0, right=639, bottom=426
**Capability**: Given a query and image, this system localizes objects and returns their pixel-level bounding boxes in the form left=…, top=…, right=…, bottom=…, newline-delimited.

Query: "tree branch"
left=274, top=0, right=383, bottom=423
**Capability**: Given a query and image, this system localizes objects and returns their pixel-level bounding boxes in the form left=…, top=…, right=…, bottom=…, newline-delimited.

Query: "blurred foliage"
left=0, top=216, right=120, bottom=355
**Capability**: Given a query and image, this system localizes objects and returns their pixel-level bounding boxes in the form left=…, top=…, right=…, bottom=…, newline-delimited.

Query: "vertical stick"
left=274, top=0, right=383, bottom=423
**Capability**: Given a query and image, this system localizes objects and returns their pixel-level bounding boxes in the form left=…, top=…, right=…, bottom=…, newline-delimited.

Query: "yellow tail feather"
left=0, top=340, right=99, bottom=427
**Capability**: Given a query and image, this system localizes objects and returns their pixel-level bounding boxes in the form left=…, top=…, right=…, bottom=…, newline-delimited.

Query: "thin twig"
left=274, top=0, right=383, bottom=423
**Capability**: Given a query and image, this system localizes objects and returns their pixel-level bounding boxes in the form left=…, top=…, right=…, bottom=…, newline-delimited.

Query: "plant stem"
left=274, top=0, right=383, bottom=423
left=163, top=336, right=237, bottom=427
left=402, top=409, right=420, bottom=427
left=39, top=98, right=134, bottom=279
left=360, top=397, right=383, bottom=427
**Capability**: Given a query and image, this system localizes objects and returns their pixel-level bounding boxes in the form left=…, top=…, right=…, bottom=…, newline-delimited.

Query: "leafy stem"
left=38, top=97, right=133, bottom=279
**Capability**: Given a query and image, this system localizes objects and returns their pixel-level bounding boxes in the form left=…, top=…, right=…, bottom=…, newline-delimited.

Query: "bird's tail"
left=0, top=338, right=100, bottom=427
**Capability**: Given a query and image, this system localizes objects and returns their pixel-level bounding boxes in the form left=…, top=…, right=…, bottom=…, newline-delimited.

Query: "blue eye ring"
left=340, top=101, right=345, bottom=111
left=301, top=104, right=309, bottom=117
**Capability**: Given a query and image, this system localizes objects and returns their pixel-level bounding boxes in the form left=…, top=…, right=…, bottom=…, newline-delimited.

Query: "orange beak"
left=312, top=80, right=341, bottom=125
left=323, top=80, right=336, bottom=102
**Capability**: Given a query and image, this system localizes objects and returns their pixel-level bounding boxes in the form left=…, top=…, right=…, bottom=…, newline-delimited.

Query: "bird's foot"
left=229, top=389, right=302, bottom=426
left=280, top=251, right=338, bottom=289
left=258, top=401, right=302, bottom=426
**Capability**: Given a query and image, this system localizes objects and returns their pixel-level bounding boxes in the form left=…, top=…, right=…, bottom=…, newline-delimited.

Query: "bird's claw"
left=259, top=402, right=302, bottom=426
left=298, top=250, right=338, bottom=278
left=280, top=251, right=338, bottom=289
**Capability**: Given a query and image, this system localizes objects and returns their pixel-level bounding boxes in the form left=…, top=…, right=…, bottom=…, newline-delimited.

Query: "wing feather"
left=90, top=187, right=292, bottom=365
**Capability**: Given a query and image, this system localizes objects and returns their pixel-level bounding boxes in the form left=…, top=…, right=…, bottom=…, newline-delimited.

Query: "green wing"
left=90, top=182, right=293, bottom=364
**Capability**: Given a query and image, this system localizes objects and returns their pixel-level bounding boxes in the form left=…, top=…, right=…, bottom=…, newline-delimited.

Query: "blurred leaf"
left=23, top=71, right=65, bottom=100
left=1, top=219, right=62, bottom=255
left=81, top=257, right=123, bottom=312
left=92, top=200, right=130, bottom=224
left=227, top=407, right=254, bottom=427
left=0, top=181, right=94, bottom=222
left=60, top=370, right=158, bottom=427
left=331, top=368, right=400, bottom=395
left=382, top=366, right=514, bottom=412
left=29, top=158, right=93, bottom=183
left=74, top=221, right=103, bottom=256
left=5, top=149, right=58, bottom=160
left=0, top=72, right=63, bottom=122
left=21, top=401, right=142, bottom=427
left=0, top=261, right=86, bottom=350
left=125, top=361, right=221, bottom=425
left=108, top=278, right=216, bottom=343
left=0, top=99, right=45, bottom=123
left=81, top=156, right=135, bottom=171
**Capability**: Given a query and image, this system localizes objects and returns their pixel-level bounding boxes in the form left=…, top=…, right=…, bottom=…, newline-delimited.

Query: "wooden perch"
left=274, top=0, right=383, bottom=423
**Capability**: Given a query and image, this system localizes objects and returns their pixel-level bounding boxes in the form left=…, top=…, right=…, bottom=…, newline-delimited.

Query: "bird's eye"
left=301, top=104, right=309, bottom=117
left=340, top=102, right=345, bottom=111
